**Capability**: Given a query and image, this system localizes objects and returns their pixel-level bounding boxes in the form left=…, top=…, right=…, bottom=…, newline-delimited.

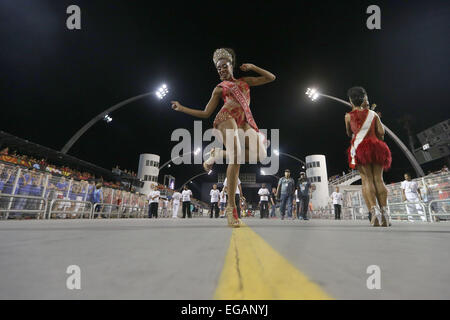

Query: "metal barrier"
left=428, top=199, right=450, bottom=222
left=48, top=199, right=93, bottom=219
left=343, top=201, right=430, bottom=222
left=91, top=203, right=122, bottom=219
left=0, top=194, right=48, bottom=220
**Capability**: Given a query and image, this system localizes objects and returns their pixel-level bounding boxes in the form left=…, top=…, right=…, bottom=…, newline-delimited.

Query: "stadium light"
left=156, top=84, right=169, bottom=100
left=103, top=115, right=113, bottom=123
left=306, top=88, right=320, bottom=101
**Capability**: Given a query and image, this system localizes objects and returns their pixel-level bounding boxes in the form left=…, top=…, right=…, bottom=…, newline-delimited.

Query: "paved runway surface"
left=0, top=218, right=449, bottom=299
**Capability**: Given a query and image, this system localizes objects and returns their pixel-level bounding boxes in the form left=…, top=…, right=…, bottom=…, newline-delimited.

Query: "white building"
left=137, top=154, right=160, bottom=196
left=305, top=154, right=329, bottom=209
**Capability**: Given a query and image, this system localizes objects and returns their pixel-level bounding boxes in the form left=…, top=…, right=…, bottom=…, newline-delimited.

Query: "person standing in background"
left=269, top=187, right=278, bottom=218
left=276, top=169, right=295, bottom=220
left=401, top=173, right=425, bottom=222
left=209, top=184, right=220, bottom=218
left=257, top=183, right=270, bottom=219
left=294, top=188, right=301, bottom=219
left=171, top=189, right=182, bottom=218
left=181, top=185, right=193, bottom=218
left=297, top=172, right=311, bottom=220
left=93, top=183, right=104, bottom=219
left=219, top=187, right=227, bottom=218
left=148, top=184, right=160, bottom=219
left=331, top=187, right=343, bottom=220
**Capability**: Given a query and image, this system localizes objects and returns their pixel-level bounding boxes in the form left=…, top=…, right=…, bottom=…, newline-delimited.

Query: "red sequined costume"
left=347, top=109, right=392, bottom=170
left=213, top=77, right=259, bottom=131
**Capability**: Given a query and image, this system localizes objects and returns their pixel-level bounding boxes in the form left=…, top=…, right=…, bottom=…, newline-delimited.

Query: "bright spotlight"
left=103, top=115, right=112, bottom=123
left=194, top=148, right=201, bottom=156
left=274, top=149, right=279, bottom=156
left=306, top=87, right=320, bottom=101
left=156, top=84, right=169, bottom=100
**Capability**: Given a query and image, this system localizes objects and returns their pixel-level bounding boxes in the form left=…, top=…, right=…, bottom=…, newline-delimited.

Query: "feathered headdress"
left=213, top=48, right=233, bottom=65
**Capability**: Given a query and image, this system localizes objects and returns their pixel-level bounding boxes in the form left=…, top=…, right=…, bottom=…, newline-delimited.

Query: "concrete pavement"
left=0, top=218, right=449, bottom=299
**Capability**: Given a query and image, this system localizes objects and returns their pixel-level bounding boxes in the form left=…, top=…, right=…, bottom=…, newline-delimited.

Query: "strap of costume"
left=220, top=80, right=259, bottom=131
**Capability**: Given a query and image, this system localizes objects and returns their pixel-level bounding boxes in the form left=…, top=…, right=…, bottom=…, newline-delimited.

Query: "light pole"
left=273, top=149, right=306, bottom=167
left=61, top=84, right=169, bottom=154
left=180, top=170, right=213, bottom=190
left=305, top=88, right=425, bottom=177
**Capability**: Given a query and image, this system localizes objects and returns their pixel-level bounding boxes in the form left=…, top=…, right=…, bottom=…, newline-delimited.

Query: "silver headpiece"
left=213, top=48, right=233, bottom=66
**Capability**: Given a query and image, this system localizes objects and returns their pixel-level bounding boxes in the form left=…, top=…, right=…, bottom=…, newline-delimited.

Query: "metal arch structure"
left=61, top=92, right=155, bottom=154
left=179, top=171, right=210, bottom=190
left=277, top=151, right=306, bottom=166
left=317, top=93, right=425, bottom=177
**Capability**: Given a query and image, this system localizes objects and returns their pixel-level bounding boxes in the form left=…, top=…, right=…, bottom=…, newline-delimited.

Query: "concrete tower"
left=137, top=154, right=160, bottom=196
left=305, top=154, right=329, bottom=209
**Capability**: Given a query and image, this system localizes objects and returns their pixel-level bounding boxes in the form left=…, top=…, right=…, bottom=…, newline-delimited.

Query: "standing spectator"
left=331, top=187, right=343, bottom=220
left=401, top=173, right=426, bottom=222
left=294, top=188, right=301, bottom=219
left=148, top=184, right=160, bottom=218
left=219, top=187, right=227, bottom=218
left=223, top=177, right=244, bottom=218
left=269, top=187, right=278, bottom=218
left=92, top=183, right=104, bottom=218
left=258, top=183, right=270, bottom=219
left=297, top=172, right=311, bottom=220
left=209, top=184, right=220, bottom=218
left=181, top=185, right=193, bottom=218
left=171, top=189, right=182, bottom=218
left=276, top=169, right=295, bottom=220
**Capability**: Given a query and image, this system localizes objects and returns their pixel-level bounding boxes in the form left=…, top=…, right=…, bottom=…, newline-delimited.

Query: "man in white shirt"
left=330, top=187, right=343, bottom=220
left=209, top=184, right=220, bottom=218
left=294, top=189, right=300, bottom=219
left=171, top=190, right=182, bottom=218
left=219, top=187, right=227, bottom=218
left=181, top=185, right=193, bottom=218
left=148, top=184, right=160, bottom=218
left=223, top=177, right=244, bottom=218
left=401, top=173, right=425, bottom=222
left=258, top=183, right=270, bottom=219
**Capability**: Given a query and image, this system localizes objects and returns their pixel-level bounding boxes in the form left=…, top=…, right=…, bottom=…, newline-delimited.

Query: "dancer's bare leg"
left=372, top=164, right=387, bottom=207
left=358, top=164, right=381, bottom=225
left=216, top=119, right=242, bottom=226
left=372, top=163, right=390, bottom=226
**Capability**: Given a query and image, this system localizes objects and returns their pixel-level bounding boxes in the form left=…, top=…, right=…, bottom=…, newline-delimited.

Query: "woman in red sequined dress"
left=171, top=48, right=275, bottom=227
left=345, top=87, right=392, bottom=227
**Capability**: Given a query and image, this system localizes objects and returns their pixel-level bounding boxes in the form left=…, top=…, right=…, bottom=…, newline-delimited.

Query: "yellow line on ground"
left=214, top=224, right=333, bottom=300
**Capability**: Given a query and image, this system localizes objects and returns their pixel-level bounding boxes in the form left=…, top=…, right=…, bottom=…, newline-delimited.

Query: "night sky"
left=1, top=0, right=449, bottom=195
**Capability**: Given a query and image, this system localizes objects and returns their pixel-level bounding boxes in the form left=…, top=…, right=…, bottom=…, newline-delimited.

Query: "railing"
left=329, top=170, right=360, bottom=186
left=428, top=199, right=450, bottom=222
left=48, top=199, right=93, bottom=219
left=0, top=194, right=48, bottom=220
left=341, top=201, right=430, bottom=221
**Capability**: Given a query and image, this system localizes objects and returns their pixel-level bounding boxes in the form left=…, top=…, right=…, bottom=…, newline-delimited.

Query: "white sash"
left=350, top=110, right=376, bottom=167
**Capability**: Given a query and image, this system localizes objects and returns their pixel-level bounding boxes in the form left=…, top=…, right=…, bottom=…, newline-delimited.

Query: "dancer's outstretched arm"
left=240, top=63, right=276, bottom=86
left=171, top=87, right=222, bottom=119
